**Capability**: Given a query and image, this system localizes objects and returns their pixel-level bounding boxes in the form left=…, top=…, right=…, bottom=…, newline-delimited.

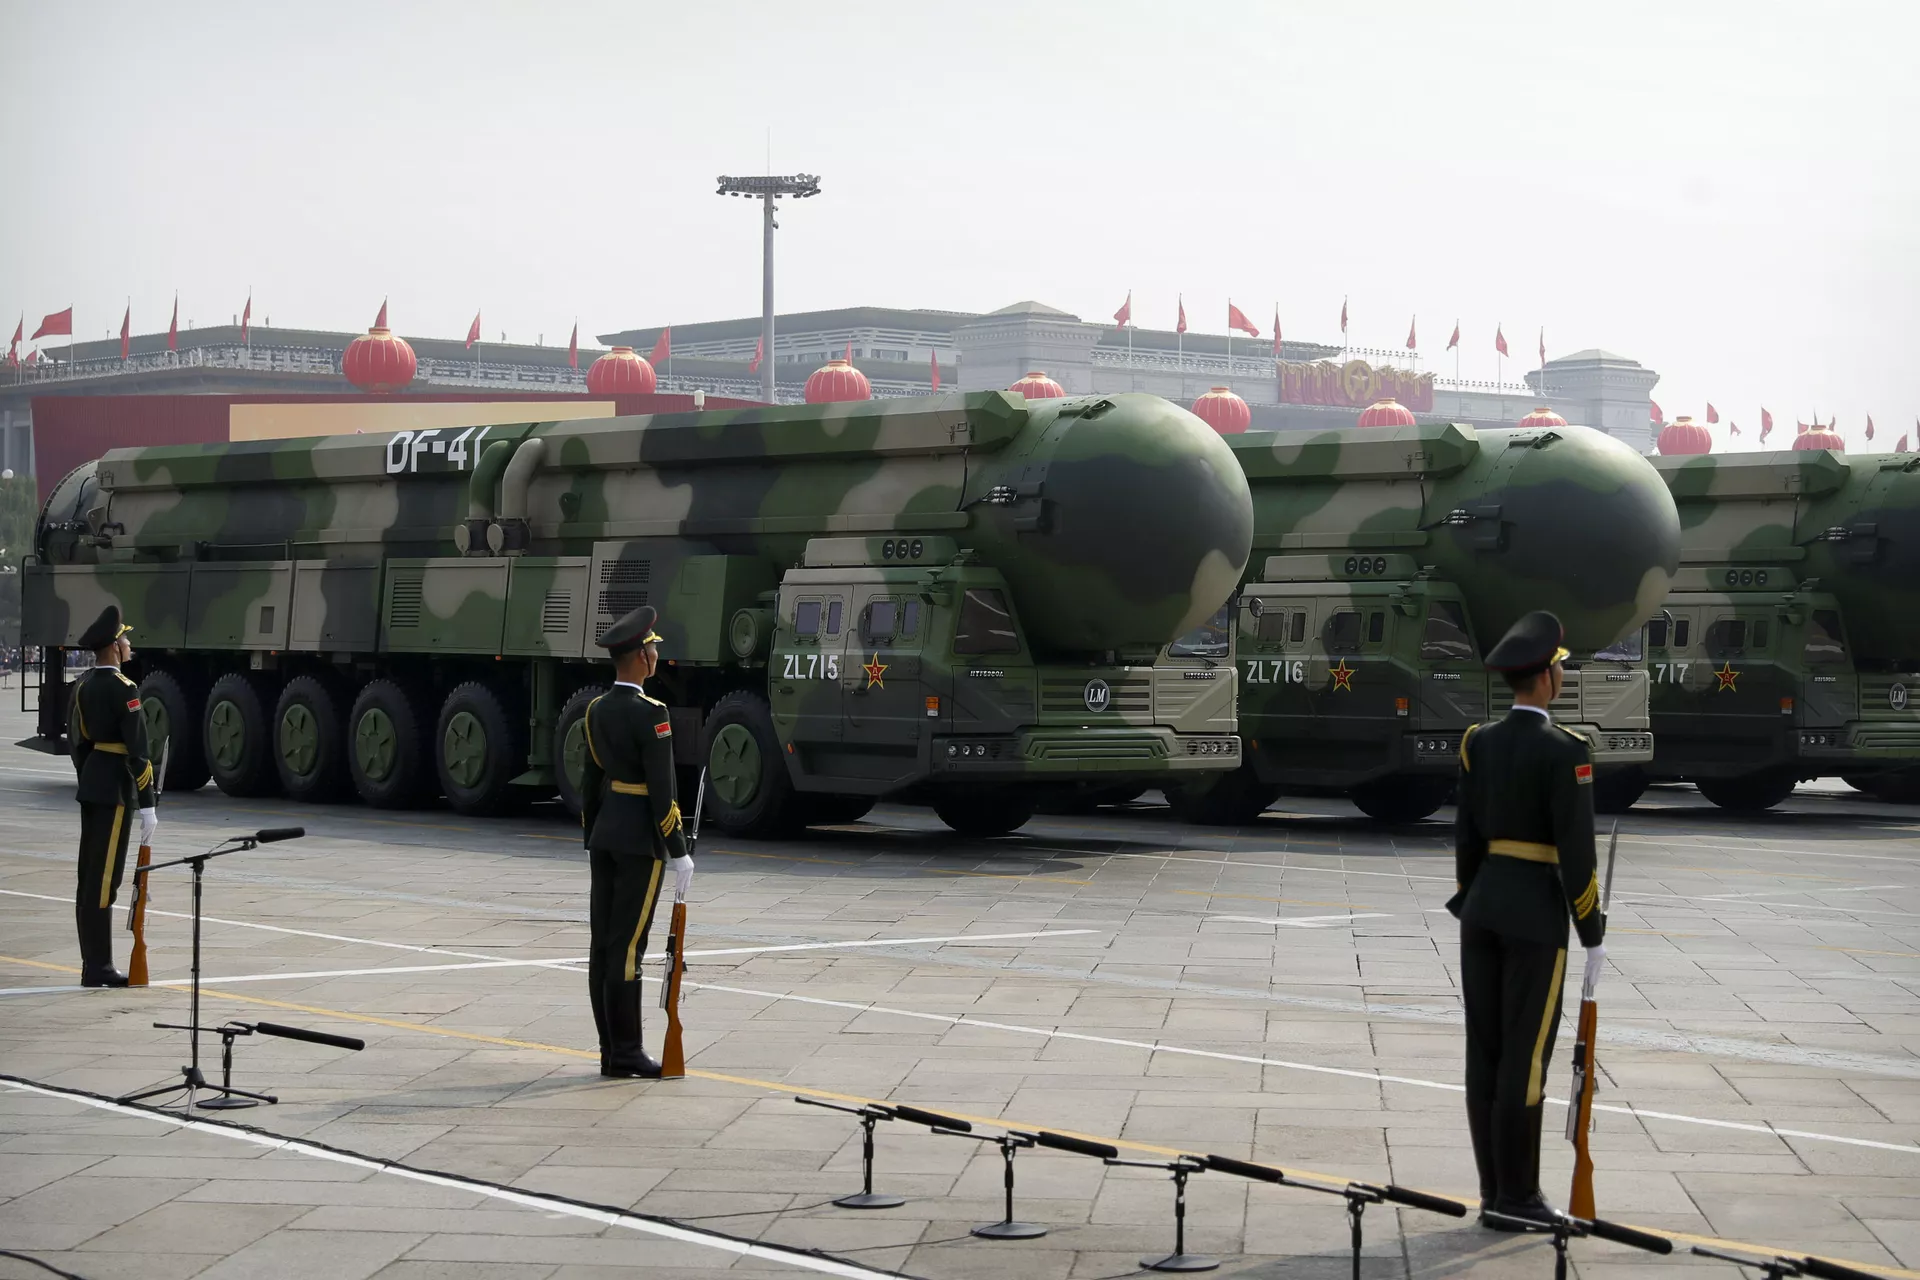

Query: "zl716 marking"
left=1244, top=659, right=1306, bottom=686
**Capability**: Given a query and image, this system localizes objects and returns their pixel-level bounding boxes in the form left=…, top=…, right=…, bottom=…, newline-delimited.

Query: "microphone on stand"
left=255, top=828, right=305, bottom=843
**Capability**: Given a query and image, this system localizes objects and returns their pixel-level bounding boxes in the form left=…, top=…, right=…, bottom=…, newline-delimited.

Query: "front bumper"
left=1797, top=722, right=1920, bottom=763
left=932, top=729, right=1241, bottom=778
left=1405, top=724, right=1653, bottom=771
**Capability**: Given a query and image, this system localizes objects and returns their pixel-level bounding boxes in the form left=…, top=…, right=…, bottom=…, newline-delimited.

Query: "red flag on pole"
left=7, top=316, right=20, bottom=364
left=929, top=347, right=940, bottom=392
left=1272, top=307, right=1282, bottom=357
left=25, top=348, right=39, bottom=365
left=1406, top=316, right=1417, bottom=350
left=1113, top=292, right=1132, bottom=329
left=1340, top=297, right=1348, bottom=334
left=1176, top=296, right=1187, bottom=335
left=1650, top=399, right=1665, bottom=426
left=1446, top=321, right=1460, bottom=351
left=167, top=295, right=178, bottom=352
left=749, top=335, right=763, bottom=374
left=1760, top=408, right=1774, bottom=442
left=649, top=328, right=670, bottom=366
left=1729, top=420, right=1742, bottom=437
left=32, top=307, right=72, bottom=340
left=1226, top=302, right=1260, bottom=338
left=466, top=311, right=482, bottom=349
left=1706, top=403, right=1719, bottom=423
left=374, top=299, right=388, bottom=329
left=120, top=305, right=130, bottom=359
left=1865, top=415, right=1875, bottom=442
left=241, top=293, right=252, bottom=343
left=1493, top=324, right=1508, bottom=357
left=568, top=322, right=578, bottom=369
left=1898, top=432, right=1911, bottom=454
left=843, top=340, right=853, bottom=363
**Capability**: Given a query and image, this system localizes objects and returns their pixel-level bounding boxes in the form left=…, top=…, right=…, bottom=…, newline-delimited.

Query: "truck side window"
left=1290, top=611, right=1306, bottom=643
left=1805, top=610, right=1846, bottom=663
left=1326, top=610, right=1362, bottom=653
left=795, top=600, right=821, bottom=637
left=1752, top=620, right=1769, bottom=649
left=902, top=599, right=920, bottom=637
left=864, top=599, right=897, bottom=641
left=1707, top=619, right=1747, bottom=652
left=1674, top=618, right=1691, bottom=648
left=1256, top=610, right=1291, bottom=643
left=1421, top=602, right=1474, bottom=661
left=826, top=599, right=844, bottom=635
left=1367, top=612, right=1385, bottom=644
left=1647, top=617, right=1668, bottom=648
left=954, top=588, right=1020, bottom=654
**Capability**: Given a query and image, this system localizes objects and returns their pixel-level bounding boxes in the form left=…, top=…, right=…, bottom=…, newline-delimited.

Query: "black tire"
left=348, top=678, right=434, bottom=809
left=932, top=791, right=1034, bottom=837
left=274, top=674, right=352, bottom=802
left=1167, top=762, right=1281, bottom=826
left=798, top=795, right=876, bottom=827
left=1350, top=774, right=1453, bottom=823
left=435, top=682, right=529, bottom=817
left=1842, top=773, right=1881, bottom=794
left=1695, top=770, right=1797, bottom=812
left=1854, top=769, right=1920, bottom=805
left=701, top=690, right=800, bottom=838
left=137, top=667, right=210, bottom=793
left=202, top=670, right=281, bottom=797
left=1592, top=766, right=1649, bottom=815
left=553, top=684, right=609, bottom=818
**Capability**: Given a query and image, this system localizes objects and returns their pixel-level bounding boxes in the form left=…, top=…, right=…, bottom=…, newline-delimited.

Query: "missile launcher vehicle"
left=1164, top=422, right=1679, bottom=824
left=20, top=391, right=1253, bottom=837
left=1617, top=450, right=1920, bottom=810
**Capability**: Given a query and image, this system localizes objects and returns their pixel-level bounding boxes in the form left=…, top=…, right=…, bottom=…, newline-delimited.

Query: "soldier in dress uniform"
left=579, top=605, right=695, bottom=1078
left=1449, top=610, right=1607, bottom=1228
left=68, top=605, right=159, bottom=988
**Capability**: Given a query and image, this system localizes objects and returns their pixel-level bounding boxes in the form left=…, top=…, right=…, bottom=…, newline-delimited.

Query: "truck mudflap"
left=933, top=728, right=1240, bottom=777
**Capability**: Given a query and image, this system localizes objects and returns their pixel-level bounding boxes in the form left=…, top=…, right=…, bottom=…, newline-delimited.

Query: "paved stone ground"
left=3, top=703, right=1918, bottom=1279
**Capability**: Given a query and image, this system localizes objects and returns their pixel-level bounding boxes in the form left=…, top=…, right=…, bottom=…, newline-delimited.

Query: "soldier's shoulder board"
left=114, top=672, right=137, bottom=687
left=1574, top=763, right=1594, bottom=785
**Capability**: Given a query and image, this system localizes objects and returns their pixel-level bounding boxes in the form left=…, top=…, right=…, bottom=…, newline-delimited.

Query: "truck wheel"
left=553, top=684, right=608, bottom=818
left=1842, top=774, right=1881, bottom=793
left=274, top=675, right=351, bottom=802
left=1850, top=769, right=1920, bottom=804
left=1592, top=766, right=1648, bottom=815
left=702, top=690, right=800, bottom=838
left=1350, top=774, right=1452, bottom=823
left=138, top=667, right=210, bottom=793
left=1695, top=770, right=1796, bottom=812
left=436, top=682, right=528, bottom=817
left=349, top=679, right=433, bottom=809
left=799, top=795, right=876, bottom=827
left=933, top=792, right=1034, bottom=837
left=1167, top=763, right=1281, bottom=826
left=203, top=671, right=281, bottom=797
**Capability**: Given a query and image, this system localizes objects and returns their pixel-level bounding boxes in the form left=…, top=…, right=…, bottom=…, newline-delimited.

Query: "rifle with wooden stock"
left=127, top=740, right=167, bottom=987
left=659, top=768, right=705, bottom=1080
left=1567, top=818, right=1620, bottom=1218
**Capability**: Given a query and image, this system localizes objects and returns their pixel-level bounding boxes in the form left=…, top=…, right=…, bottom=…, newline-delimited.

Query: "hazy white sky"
left=4, top=2, right=1916, bottom=449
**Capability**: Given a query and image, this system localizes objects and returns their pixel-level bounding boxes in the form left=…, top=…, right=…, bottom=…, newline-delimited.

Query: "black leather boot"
left=601, top=979, right=661, bottom=1079
left=78, top=908, right=128, bottom=988
left=1484, top=1105, right=1555, bottom=1231
left=589, top=970, right=610, bottom=1072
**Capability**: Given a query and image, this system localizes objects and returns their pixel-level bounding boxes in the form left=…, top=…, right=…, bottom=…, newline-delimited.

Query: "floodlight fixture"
left=716, top=173, right=823, bottom=403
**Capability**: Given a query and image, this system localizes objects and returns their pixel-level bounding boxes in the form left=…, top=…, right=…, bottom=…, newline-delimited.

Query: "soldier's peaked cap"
left=77, top=604, right=132, bottom=651
left=1485, top=610, right=1569, bottom=675
left=597, top=605, right=663, bottom=657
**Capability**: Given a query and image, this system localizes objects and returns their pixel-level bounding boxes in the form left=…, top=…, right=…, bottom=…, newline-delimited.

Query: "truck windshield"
left=954, top=588, right=1021, bottom=654
left=1169, top=605, right=1231, bottom=658
left=1593, top=631, right=1644, bottom=662
left=1805, top=609, right=1847, bottom=664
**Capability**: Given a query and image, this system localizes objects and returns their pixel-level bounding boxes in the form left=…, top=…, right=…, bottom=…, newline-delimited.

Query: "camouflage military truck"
left=1615, top=450, right=1920, bottom=810
left=20, top=391, right=1253, bottom=837
left=1164, top=422, right=1679, bottom=824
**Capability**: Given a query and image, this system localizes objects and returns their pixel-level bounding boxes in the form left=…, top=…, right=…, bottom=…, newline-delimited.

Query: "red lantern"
left=1793, top=424, right=1846, bottom=452
left=804, top=357, right=872, bottom=404
left=1190, top=386, right=1251, bottom=435
left=1657, top=416, right=1714, bottom=455
left=1356, top=398, right=1418, bottom=428
left=586, top=345, right=657, bottom=395
left=1008, top=370, right=1066, bottom=399
left=1517, top=405, right=1568, bottom=429
left=342, top=325, right=416, bottom=393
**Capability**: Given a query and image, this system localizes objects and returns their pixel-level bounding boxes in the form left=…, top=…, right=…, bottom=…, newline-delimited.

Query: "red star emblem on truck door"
left=863, top=654, right=888, bottom=689
left=1329, top=659, right=1355, bottom=692
left=1714, top=662, right=1740, bottom=692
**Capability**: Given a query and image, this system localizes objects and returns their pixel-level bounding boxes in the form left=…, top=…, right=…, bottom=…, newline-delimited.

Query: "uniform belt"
left=89, top=742, right=128, bottom=755
left=609, top=780, right=650, bottom=796
left=1488, top=839, right=1558, bottom=864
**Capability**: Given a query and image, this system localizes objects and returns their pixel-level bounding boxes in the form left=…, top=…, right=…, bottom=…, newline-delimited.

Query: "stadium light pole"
left=717, top=173, right=821, bottom=404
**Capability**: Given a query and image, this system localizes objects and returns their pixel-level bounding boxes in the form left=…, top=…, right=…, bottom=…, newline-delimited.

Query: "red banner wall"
left=1279, top=359, right=1434, bottom=412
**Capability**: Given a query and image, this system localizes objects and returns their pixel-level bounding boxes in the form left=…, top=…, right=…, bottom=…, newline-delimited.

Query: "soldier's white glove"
left=138, top=807, right=158, bottom=846
left=1582, top=944, right=1606, bottom=993
left=669, top=855, right=694, bottom=901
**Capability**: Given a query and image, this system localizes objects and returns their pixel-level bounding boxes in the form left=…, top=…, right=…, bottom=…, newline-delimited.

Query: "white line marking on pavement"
left=1698, top=884, right=1907, bottom=901
left=0, top=1078, right=897, bottom=1279
left=669, top=976, right=1920, bottom=1157
left=1213, top=913, right=1397, bottom=928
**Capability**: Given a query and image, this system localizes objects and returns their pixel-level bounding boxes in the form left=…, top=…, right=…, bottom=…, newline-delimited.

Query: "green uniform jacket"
left=68, top=666, right=157, bottom=809
left=579, top=683, right=688, bottom=861
left=1449, top=709, right=1605, bottom=949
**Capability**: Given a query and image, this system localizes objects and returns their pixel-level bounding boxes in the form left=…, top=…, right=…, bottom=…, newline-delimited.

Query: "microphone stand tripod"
left=118, top=831, right=293, bottom=1110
